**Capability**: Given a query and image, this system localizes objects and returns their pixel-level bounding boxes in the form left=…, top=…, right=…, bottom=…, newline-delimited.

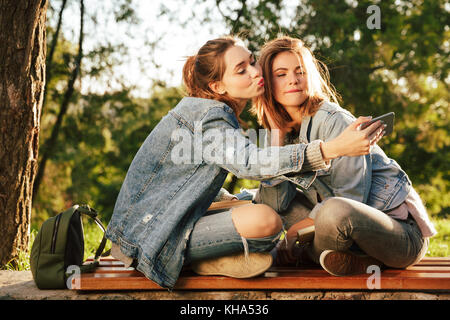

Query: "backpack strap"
left=64, top=204, right=113, bottom=288
left=77, top=205, right=111, bottom=264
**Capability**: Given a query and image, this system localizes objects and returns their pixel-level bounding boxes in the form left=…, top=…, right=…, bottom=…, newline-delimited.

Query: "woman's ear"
left=209, top=81, right=226, bottom=95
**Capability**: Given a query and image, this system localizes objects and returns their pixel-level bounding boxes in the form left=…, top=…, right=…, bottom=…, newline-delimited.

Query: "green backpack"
left=30, top=204, right=109, bottom=289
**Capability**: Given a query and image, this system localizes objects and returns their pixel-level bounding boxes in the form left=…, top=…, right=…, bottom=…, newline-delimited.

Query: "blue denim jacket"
left=106, top=97, right=314, bottom=289
left=259, top=101, right=412, bottom=213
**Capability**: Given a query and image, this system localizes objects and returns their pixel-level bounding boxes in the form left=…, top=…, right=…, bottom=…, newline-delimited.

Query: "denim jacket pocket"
left=286, top=171, right=318, bottom=190
left=367, top=173, right=410, bottom=211
left=368, top=175, right=392, bottom=202
left=316, top=167, right=331, bottom=177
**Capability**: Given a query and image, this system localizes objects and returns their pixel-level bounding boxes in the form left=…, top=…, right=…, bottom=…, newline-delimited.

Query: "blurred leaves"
left=214, top=0, right=449, bottom=217
left=33, top=0, right=449, bottom=227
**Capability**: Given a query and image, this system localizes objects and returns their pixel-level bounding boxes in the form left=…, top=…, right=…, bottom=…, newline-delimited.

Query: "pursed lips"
left=257, top=78, right=264, bottom=87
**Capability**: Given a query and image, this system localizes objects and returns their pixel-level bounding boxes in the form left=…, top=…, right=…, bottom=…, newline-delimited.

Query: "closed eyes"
left=236, top=54, right=256, bottom=74
left=275, top=71, right=306, bottom=77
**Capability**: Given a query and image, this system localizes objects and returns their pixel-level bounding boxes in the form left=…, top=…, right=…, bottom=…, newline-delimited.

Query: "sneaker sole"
left=192, top=252, right=273, bottom=278
left=319, top=250, right=382, bottom=277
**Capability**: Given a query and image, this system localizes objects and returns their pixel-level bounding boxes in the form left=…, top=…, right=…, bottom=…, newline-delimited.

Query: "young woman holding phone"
left=252, top=36, right=436, bottom=276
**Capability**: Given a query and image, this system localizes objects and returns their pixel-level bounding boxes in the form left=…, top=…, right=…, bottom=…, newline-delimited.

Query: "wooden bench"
left=70, top=256, right=450, bottom=291
left=71, top=201, right=449, bottom=292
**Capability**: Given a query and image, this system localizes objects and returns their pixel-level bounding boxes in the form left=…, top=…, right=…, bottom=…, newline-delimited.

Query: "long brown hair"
left=251, top=36, right=340, bottom=130
left=182, top=36, right=245, bottom=121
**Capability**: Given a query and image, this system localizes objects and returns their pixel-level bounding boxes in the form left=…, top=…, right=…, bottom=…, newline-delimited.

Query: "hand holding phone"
left=360, top=112, right=395, bottom=136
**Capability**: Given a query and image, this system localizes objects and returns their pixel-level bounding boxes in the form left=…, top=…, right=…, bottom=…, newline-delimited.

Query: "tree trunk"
left=0, top=0, right=48, bottom=266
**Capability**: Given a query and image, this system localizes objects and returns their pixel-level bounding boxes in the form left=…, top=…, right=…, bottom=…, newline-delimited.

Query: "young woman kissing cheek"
left=209, top=45, right=265, bottom=116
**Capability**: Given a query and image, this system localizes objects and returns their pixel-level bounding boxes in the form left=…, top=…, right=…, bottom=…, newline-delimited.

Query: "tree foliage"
left=33, top=0, right=449, bottom=230
left=208, top=0, right=450, bottom=217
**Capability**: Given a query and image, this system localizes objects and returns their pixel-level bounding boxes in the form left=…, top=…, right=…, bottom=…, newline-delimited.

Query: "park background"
left=4, top=0, right=449, bottom=269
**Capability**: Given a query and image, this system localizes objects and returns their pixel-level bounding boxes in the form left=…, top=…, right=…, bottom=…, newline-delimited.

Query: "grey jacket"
left=258, top=101, right=412, bottom=213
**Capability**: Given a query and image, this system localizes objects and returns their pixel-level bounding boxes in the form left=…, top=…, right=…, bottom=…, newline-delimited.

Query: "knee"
left=314, top=197, right=352, bottom=231
left=256, top=204, right=283, bottom=236
left=232, top=204, right=282, bottom=238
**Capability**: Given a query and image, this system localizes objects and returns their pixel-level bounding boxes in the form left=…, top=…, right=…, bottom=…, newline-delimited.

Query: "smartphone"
left=360, top=112, right=395, bottom=136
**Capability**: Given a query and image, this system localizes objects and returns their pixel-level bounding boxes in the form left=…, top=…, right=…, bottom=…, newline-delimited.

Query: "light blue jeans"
left=184, top=208, right=282, bottom=265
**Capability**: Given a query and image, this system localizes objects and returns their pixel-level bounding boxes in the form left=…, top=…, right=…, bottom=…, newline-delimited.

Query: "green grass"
left=81, top=217, right=112, bottom=261
left=1, top=230, right=37, bottom=271
left=2, top=217, right=449, bottom=271
left=427, top=217, right=449, bottom=257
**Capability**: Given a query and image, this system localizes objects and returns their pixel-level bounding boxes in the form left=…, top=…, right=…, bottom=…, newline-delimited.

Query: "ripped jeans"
left=184, top=208, right=282, bottom=265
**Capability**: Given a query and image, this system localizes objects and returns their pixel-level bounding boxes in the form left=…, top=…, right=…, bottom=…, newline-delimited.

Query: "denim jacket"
left=258, top=101, right=412, bottom=213
left=106, top=97, right=318, bottom=289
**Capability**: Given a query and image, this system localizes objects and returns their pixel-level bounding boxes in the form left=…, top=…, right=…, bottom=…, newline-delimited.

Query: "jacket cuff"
left=302, top=140, right=330, bottom=172
left=260, top=179, right=286, bottom=187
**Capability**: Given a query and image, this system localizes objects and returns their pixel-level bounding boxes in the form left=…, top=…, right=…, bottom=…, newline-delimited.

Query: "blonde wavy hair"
left=251, top=36, right=341, bottom=130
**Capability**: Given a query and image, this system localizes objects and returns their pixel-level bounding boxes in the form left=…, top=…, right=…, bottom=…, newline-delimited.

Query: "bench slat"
left=74, top=271, right=450, bottom=291
left=74, top=256, right=450, bottom=291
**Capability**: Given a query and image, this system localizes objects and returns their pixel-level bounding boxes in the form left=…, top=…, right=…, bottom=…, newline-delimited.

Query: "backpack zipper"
left=51, top=213, right=62, bottom=254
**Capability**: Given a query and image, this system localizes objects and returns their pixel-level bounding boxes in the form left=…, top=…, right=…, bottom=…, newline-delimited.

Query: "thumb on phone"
left=351, top=116, right=372, bottom=131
